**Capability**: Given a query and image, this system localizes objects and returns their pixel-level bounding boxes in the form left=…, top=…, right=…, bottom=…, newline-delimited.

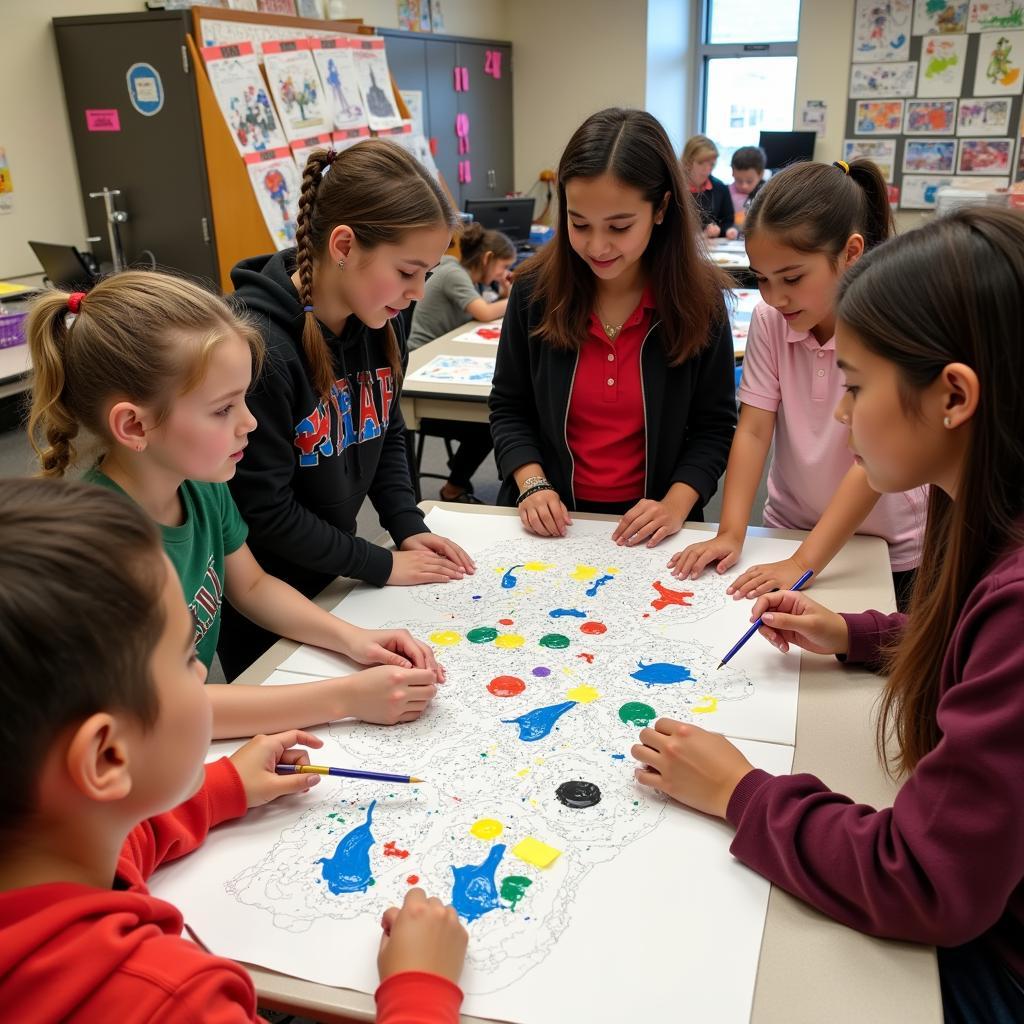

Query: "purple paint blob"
left=532, top=666, right=551, bottom=677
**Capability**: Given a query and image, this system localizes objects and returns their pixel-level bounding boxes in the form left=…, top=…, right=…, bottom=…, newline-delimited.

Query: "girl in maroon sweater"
left=631, top=207, right=1024, bottom=1023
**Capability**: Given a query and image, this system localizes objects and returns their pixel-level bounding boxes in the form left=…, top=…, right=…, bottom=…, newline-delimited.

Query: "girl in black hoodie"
left=224, top=140, right=475, bottom=678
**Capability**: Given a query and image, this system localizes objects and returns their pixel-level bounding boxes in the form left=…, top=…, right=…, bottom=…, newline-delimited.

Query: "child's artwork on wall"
left=351, top=38, right=404, bottom=131
left=311, top=37, right=370, bottom=132
left=968, top=1, right=1024, bottom=32
left=917, top=34, right=968, bottom=95
left=855, top=99, right=905, bottom=133
left=852, top=0, right=912, bottom=62
left=843, top=137, right=898, bottom=180
left=913, top=0, right=969, bottom=34
left=957, top=135, right=1014, bottom=170
left=263, top=40, right=332, bottom=143
left=957, top=95, right=1013, bottom=132
left=900, top=173, right=955, bottom=206
left=904, top=98, right=958, bottom=133
left=903, top=138, right=958, bottom=171
left=245, top=147, right=303, bottom=250
left=149, top=508, right=802, bottom=1024
left=202, top=42, right=288, bottom=157
left=850, top=61, right=919, bottom=97
left=973, top=29, right=1024, bottom=93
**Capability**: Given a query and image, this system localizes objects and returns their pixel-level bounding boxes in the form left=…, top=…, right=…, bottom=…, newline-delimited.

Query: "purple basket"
left=0, top=311, right=27, bottom=350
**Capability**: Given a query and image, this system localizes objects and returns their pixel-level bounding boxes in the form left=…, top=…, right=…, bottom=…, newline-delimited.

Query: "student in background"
left=634, top=207, right=1024, bottom=1023
left=227, top=141, right=476, bottom=679
left=682, top=134, right=737, bottom=239
left=27, top=273, right=442, bottom=736
left=408, top=222, right=516, bottom=503
left=490, top=108, right=736, bottom=545
left=729, top=145, right=766, bottom=232
left=0, top=478, right=468, bottom=1022
left=671, top=160, right=926, bottom=609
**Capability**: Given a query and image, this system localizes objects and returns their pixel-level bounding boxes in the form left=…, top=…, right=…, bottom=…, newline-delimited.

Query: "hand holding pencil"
left=748, top=589, right=851, bottom=657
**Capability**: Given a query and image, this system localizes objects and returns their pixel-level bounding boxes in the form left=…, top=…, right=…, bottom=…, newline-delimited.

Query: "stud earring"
left=136, top=444, right=144, bottom=452
left=943, top=416, right=952, bottom=427
left=337, top=258, right=346, bottom=270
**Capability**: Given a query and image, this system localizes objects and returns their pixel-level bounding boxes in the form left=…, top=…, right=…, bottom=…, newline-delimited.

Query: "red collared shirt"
left=565, top=287, right=655, bottom=503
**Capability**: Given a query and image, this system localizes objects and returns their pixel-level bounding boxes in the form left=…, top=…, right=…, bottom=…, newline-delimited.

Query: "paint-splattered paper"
left=852, top=0, right=912, bottom=62
left=150, top=510, right=801, bottom=1023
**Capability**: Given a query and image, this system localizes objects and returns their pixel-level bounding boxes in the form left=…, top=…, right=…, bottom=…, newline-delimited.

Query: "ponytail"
left=459, top=222, right=515, bottom=271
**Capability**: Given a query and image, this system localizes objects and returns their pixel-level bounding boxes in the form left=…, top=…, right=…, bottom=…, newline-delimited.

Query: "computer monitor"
left=757, top=131, right=817, bottom=172
left=28, top=241, right=97, bottom=291
left=463, top=197, right=534, bottom=242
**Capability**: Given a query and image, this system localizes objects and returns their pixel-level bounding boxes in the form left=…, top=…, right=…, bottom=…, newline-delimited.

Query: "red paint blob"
left=383, top=840, right=410, bottom=859
left=406, top=874, right=420, bottom=885
left=650, top=580, right=694, bottom=611
left=642, top=613, right=650, bottom=618
left=487, top=675, right=526, bottom=697
left=499, top=617, right=514, bottom=625
left=577, top=652, right=595, bottom=664
left=580, top=621, right=607, bottom=635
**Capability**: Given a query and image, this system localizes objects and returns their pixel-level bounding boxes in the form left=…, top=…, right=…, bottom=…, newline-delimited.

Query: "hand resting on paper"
left=344, top=626, right=447, bottom=682
left=379, top=887, right=468, bottom=985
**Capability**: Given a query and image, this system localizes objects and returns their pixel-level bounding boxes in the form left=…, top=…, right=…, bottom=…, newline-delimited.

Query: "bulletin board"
left=843, top=1, right=1024, bottom=211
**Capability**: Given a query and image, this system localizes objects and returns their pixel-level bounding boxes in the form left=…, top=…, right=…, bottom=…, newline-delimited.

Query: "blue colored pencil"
left=275, top=764, right=423, bottom=784
left=717, top=569, right=814, bottom=669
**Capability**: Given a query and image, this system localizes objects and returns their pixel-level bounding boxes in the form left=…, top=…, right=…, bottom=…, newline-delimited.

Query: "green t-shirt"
left=84, top=468, right=248, bottom=669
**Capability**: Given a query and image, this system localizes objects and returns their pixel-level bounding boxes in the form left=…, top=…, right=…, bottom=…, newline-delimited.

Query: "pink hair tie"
left=67, top=292, right=86, bottom=314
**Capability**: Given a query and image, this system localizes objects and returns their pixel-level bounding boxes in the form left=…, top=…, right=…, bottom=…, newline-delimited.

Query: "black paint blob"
left=555, top=780, right=602, bottom=809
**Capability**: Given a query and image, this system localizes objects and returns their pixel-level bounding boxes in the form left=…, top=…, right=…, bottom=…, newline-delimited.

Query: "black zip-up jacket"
left=692, top=175, right=735, bottom=234
left=489, top=275, right=737, bottom=510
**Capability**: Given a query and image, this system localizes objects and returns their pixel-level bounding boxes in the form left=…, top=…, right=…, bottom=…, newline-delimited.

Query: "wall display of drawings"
left=245, top=146, right=303, bottom=249
left=846, top=5, right=1024, bottom=206
left=351, top=37, right=404, bottom=131
left=310, top=37, right=370, bottom=132
left=262, top=39, right=332, bottom=141
left=199, top=14, right=340, bottom=55
left=149, top=509, right=802, bottom=1024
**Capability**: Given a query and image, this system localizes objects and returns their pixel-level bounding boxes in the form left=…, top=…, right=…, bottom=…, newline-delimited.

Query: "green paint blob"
left=467, top=626, right=499, bottom=644
left=538, top=632, right=570, bottom=649
left=618, top=701, right=657, bottom=727
left=500, top=875, right=533, bottom=911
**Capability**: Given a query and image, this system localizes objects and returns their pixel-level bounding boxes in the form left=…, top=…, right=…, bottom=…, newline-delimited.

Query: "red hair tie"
left=67, top=292, right=87, bottom=314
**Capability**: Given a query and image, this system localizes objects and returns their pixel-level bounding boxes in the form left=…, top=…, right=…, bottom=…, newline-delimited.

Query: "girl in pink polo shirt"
left=670, top=159, right=927, bottom=609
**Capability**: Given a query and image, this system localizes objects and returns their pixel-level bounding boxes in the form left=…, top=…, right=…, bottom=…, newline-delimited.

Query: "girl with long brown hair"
left=489, top=108, right=737, bottom=545
left=631, top=207, right=1024, bottom=1021
left=226, top=140, right=475, bottom=678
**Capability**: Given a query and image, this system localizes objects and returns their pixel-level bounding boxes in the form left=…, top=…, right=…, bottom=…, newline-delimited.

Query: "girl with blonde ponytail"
left=226, top=140, right=475, bottom=678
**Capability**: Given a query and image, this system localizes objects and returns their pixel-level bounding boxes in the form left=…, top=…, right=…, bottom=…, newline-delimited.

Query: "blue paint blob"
left=611, top=753, right=626, bottom=760
left=549, top=608, right=587, bottom=619
left=585, top=574, right=615, bottom=597
left=532, top=666, right=551, bottom=677
left=501, top=565, right=524, bottom=589
left=630, top=660, right=696, bottom=686
left=472, top=595, right=482, bottom=600
left=318, top=800, right=376, bottom=894
left=451, top=843, right=506, bottom=923
left=502, top=701, right=577, bottom=741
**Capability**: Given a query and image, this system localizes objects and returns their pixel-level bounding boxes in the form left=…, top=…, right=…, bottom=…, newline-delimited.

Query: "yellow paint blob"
left=693, top=696, right=719, bottom=714
left=512, top=836, right=562, bottom=869
left=567, top=684, right=600, bottom=704
left=515, top=768, right=530, bottom=778
left=533, top=757, right=545, bottom=765
left=494, top=633, right=525, bottom=649
left=524, top=561, right=555, bottom=571
left=569, top=564, right=599, bottom=581
left=606, top=567, right=619, bottom=574
left=429, top=630, right=461, bottom=647
left=469, top=818, right=504, bottom=840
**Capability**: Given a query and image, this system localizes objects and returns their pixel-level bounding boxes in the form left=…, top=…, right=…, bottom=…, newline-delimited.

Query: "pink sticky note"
left=491, top=52, right=502, bottom=78
left=85, top=109, right=121, bottom=132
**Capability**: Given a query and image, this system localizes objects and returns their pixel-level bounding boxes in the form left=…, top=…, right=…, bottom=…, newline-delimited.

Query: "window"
left=699, top=0, right=801, bottom=181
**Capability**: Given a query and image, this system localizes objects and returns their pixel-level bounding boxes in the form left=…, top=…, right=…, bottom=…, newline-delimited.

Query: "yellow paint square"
left=512, top=836, right=562, bottom=869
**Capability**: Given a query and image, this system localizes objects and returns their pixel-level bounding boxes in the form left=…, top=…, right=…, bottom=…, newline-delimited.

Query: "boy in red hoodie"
left=0, top=478, right=467, bottom=1023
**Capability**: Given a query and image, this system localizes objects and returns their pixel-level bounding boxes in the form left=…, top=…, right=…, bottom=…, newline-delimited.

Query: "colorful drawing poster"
left=311, top=37, right=370, bottom=132
left=957, top=96, right=1013, bottom=133
left=150, top=508, right=801, bottom=1024
left=958, top=136, right=1014, bottom=171
left=202, top=42, right=288, bottom=156
left=263, top=40, right=332, bottom=143
left=968, top=1, right=1024, bottom=31
left=291, top=131, right=333, bottom=176
left=406, top=354, right=495, bottom=385
left=453, top=319, right=503, bottom=344
left=849, top=61, right=918, bottom=97
left=917, top=35, right=967, bottom=96
left=900, top=174, right=955, bottom=207
left=973, top=29, right=1024, bottom=93
left=903, top=138, right=957, bottom=172
left=852, top=0, right=912, bottom=62
left=351, top=38, right=404, bottom=131
left=913, top=0, right=968, bottom=33
left=843, top=137, right=898, bottom=180
left=245, top=147, right=303, bottom=250
left=855, top=100, right=904, bottom=133
left=904, top=98, right=958, bottom=134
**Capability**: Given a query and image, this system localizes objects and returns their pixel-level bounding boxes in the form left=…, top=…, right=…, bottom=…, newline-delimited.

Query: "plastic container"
left=0, top=310, right=28, bottom=350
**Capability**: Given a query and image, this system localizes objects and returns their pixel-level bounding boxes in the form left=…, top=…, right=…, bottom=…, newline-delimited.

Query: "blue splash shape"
left=451, top=844, right=506, bottom=923
left=502, top=701, right=577, bottom=741
left=585, top=574, right=614, bottom=597
left=611, top=753, right=625, bottom=760
left=549, top=608, right=587, bottom=619
left=501, top=564, right=524, bottom=589
left=630, top=660, right=696, bottom=686
left=318, top=800, right=376, bottom=894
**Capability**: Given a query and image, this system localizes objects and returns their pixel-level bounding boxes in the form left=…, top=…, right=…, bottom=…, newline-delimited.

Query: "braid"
left=296, top=149, right=337, bottom=400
